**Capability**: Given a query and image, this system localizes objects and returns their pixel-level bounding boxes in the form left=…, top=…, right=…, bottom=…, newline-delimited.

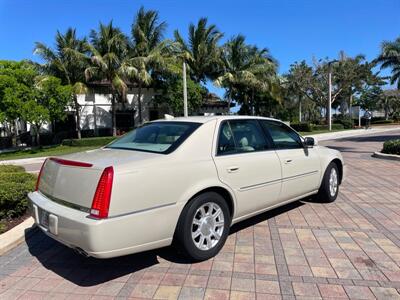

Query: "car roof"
left=153, top=115, right=281, bottom=124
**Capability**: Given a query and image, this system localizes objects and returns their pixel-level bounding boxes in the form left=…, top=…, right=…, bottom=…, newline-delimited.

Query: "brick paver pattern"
left=1, top=130, right=400, bottom=300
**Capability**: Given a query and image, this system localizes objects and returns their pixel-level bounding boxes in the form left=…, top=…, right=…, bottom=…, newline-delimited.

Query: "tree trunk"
left=74, top=94, right=81, bottom=139
left=251, top=89, right=255, bottom=116
left=385, top=97, right=389, bottom=120
left=36, top=125, right=41, bottom=146
left=137, top=83, right=143, bottom=125
left=299, top=95, right=302, bottom=122
left=111, top=93, right=117, bottom=137
left=349, top=93, right=353, bottom=120
left=227, top=97, right=232, bottom=115
left=93, top=101, right=98, bottom=136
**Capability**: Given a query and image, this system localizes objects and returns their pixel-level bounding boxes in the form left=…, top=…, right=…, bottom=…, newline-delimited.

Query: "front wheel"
left=316, top=162, right=340, bottom=203
left=174, top=192, right=231, bottom=261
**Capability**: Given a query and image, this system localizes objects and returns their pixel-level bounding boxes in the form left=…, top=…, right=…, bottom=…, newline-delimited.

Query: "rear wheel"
left=316, top=162, right=339, bottom=203
left=174, top=192, right=231, bottom=261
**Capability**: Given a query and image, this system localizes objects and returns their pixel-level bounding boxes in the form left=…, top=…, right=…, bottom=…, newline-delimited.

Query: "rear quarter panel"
left=108, top=119, right=234, bottom=217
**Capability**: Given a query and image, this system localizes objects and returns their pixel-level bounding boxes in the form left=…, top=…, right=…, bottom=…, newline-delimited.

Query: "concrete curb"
left=0, top=217, right=35, bottom=255
left=0, top=157, right=48, bottom=165
left=372, top=151, right=400, bottom=161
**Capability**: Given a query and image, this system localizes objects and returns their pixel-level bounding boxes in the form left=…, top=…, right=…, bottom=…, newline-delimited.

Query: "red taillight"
left=90, top=166, right=114, bottom=219
left=35, top=158, right=48, bottom=191
left=49, top=157, right=93, bottom=168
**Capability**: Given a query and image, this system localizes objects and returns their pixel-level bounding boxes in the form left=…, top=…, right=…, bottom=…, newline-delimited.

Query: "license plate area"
left=39, top=208, right=49, bottom=228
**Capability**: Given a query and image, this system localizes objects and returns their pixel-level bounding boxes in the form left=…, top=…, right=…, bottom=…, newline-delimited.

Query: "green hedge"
left=372, top=119, right=394, bottom=124
left=313, top=124, right=345, bottom=131
left=61, top=136, right=117, bottom=147
left=0, top=167, right=36, bottom=221
left=382, top=139, right=400, bottom=155
left=291, top=123, right=313, bottom=132
left=0, top=165, right=25, bottom=173
left=334, top=118, right=354, bottom=129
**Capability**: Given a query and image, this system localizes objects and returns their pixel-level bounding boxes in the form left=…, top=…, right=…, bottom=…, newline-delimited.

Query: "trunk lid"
left=38, top=148, right=160, bottom=211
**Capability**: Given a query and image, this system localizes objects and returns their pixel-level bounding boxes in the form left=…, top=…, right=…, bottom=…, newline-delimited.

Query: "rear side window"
left=107, top=121, right=201, bottom=154
left=261, top=120, right=303, bottom=149
left=217, top=120, right=270, bottom=155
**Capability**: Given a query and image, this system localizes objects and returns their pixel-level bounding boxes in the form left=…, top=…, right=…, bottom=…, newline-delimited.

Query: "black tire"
left=316, top=162, right=340, bottom=203
left=174, top=192, right=231, bottom=261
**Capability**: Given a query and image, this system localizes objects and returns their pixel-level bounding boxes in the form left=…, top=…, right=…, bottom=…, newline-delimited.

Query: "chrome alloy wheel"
left=191, top=202, right=225, bottom=251
left=329, top=168, right=338, bottom=197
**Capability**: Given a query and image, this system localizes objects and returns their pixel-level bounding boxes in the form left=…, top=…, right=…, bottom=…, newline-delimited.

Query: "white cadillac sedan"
left=28, top=116, right=344, bottom=260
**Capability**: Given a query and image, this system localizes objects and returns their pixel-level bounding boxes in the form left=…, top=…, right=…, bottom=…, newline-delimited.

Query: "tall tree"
left=174, top=18, right=223, bottom=83
left=85, top=21, right=128, bottom=136
left=376, top=37, right=400, bottom=89
left=123, top=7, right=170, bottom=125
left=214, top=35, right=279, bottom=114
left=34, top=28, right=88, bottom=139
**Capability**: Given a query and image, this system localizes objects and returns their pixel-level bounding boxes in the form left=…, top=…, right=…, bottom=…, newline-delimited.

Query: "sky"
left=0, top=0, right=399, bottom=97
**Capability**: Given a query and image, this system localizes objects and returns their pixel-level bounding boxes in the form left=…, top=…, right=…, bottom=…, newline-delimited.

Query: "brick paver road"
left=1, top=130, right=400, bottom=300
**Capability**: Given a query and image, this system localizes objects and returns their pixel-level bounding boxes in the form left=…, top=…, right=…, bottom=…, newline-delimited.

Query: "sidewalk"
left=309, top=125, right=400, bottom=141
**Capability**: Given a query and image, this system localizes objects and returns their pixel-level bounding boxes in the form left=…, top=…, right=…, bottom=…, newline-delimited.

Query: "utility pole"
left=183, top=61, right=188, bottom=117
left=327, top=60, right=338, bottom=131
left=328, top=65, right=332, bottom=131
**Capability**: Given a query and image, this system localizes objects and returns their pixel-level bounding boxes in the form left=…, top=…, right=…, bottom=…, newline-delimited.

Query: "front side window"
left=261, top=121, right=303, bottom=149
left=217, top=120, right=270, bottom=155
left=106, top=121, right=201, bottom=154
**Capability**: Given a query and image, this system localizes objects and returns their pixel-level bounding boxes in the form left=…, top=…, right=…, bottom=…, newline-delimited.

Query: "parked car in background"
left=28, top=116, right=345, bottom=260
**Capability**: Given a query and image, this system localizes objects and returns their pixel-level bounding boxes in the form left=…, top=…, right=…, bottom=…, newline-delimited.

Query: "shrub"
left=382, top=139, right=400, bottom=155
left=0, top=220, right=5, bottom=234
left=372, top=119, right=394, bottom=124
left=0, top=167, right=36, bottom=220
left=0, top=165, right=25, bottom=173
left=334, top=118, right=354, bottom=129
left=290, top=122, right=313, bottom=132
left=312, top=124, right=344, bottom=131
left=61, top=136, right=117, bottom=147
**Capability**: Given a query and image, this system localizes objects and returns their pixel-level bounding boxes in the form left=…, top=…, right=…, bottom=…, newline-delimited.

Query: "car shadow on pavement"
left=341, top=134, right=400, bottom=143
left=25, top=200, right=305, bottom=286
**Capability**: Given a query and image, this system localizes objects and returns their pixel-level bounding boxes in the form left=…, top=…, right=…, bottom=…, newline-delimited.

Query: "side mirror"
left=304, top=137, right=316, bottom=147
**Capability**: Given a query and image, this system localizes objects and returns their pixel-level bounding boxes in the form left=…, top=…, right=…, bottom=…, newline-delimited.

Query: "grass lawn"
left=0, top=145, right=100, bottom=161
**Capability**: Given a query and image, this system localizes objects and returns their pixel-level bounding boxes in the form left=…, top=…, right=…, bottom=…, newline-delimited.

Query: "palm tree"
left=124, top=7, right=170, bottom=125
left=174, top=18, right=223, bottom=83
left=85, top=21, right=128, bottom=136
left=214, top=35, right=279, bottom=114
left=376, top=37, right=400, bottom=89
left=34, top=28, right=88, bottom=139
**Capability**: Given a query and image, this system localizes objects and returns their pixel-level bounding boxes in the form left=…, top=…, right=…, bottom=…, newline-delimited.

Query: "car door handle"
left=227, top=166, right=240, bottom=173
left=284, top=159, right=293, bottom=164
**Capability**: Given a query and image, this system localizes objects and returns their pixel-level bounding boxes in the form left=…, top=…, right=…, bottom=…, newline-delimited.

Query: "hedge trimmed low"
left=382, top=139, right=400, bottom=155
left=0, top=166, right=36, bottom=231
left=372, top=119, right=394, bottom=124
left=61, top=136, right=117, bottom=147
left=0, top=165, right=25, bottom=173
left=291, top=122, right=313, bottom=132
left=313, top=124, right=345, bottom=131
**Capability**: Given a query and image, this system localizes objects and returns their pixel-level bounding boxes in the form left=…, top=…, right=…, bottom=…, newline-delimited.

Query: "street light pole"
left=328, top=64, right=332, bottom=131
left=183, top=61, right=188, bottom=117
left=327, top=59, right=338, bottom=131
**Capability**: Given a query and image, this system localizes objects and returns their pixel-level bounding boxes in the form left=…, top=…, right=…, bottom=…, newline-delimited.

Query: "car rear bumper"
left=28, top=191, right=183, bottom=258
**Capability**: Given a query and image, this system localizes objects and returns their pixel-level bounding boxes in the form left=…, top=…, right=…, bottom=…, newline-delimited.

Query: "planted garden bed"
left=0, top=165, right=36, bottom=234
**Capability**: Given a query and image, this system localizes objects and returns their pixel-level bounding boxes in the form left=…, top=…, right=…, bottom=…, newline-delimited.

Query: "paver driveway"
left=1, top=130, right=400, bottom=300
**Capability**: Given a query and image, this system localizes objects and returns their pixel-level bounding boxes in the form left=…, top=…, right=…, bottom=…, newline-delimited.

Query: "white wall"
left=77, top=88, right=156, bottom=130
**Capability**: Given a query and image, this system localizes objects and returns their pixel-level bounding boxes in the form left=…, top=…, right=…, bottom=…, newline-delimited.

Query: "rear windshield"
left=106, top=121, right=201, bottom=154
